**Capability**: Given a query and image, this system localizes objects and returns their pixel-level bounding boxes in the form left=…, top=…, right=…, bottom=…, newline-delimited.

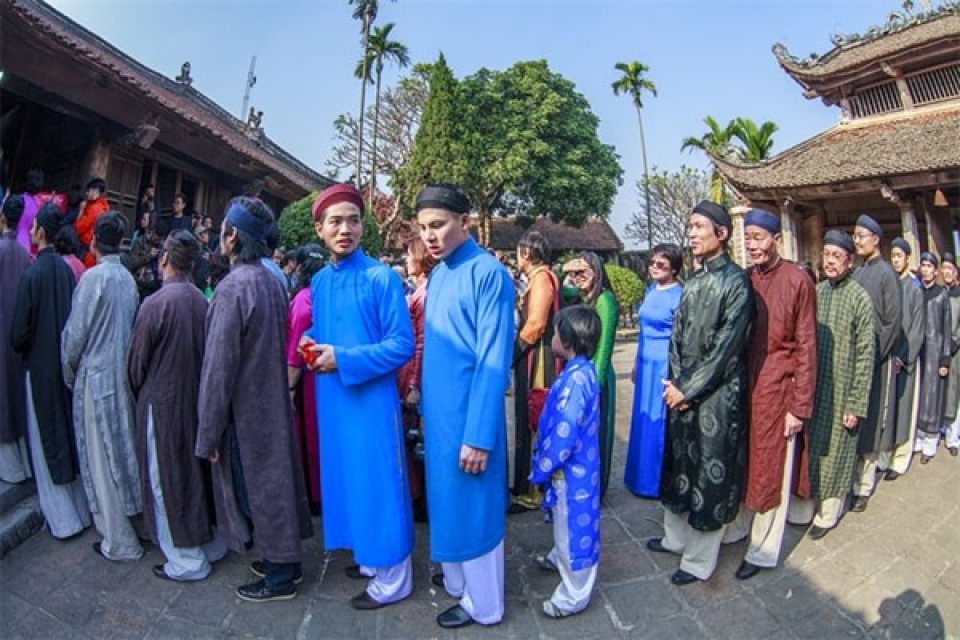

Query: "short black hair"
left=517, top=230, right=551, bottom=265
left=67, top=184, right=85, bottom=207
left=650, top=243, right=683, bottom=276
left=1, top=194, right=25, bottom=229
left=93, top=211, right=127, bottom=255
left=554, top=305, right=601, bottom=358
left=54, top=225, right=82, bottom=257
left=164, top=229, right=201, bottom=274
left=86, top=177, right=107, bottom=194
left=295, top=243, right=325, bottom=287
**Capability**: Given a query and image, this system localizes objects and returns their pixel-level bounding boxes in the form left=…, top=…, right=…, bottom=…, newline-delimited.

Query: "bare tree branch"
left=626, top=165, right=711, bottom=248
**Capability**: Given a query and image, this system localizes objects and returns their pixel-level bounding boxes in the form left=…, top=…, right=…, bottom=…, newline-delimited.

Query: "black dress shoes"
left=884, top=470, right=901, bottom=481
left=152, top=565, right=178, bottom=581
left=431, top=573, right=446, bottom=588
left=437, top=604, right=475, bottom=629
left=670, top=569, right=701, bottom=586
left=646, top=538, right=671, bottom=554
left=734, top=561, right=763, bottom=581
left=921, top=454, right=933, bottom=464
left=850, top=495, right=869, bottom=512
left=350, top=590, right=388, bottom=610
left=807, top=525, right=831, bottom=540
left=344, top=564, right=370, bottom=580
left=950, top=447, right=959, bottom=457
left=248, top=560, right=303, bottom=585
left=235, top=579, right=297, bottom=603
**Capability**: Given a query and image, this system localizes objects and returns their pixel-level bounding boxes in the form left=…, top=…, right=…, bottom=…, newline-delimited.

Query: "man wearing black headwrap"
left=914, top=252, right=953, bottom=462
left=805, top=231, right=875, bottom=539
left=878, top=238, right=924, bottom=480
left=648, top=200, right=753, bottom=585
left=62, top=212, right=143, bottom=562
left=849, top=214, right=902, bottom=513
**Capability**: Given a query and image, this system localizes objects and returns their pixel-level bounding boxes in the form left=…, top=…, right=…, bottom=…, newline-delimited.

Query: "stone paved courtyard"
left=0, top=339, right=957, bottom=639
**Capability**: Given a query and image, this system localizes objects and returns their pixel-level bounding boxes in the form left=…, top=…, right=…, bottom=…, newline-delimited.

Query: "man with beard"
left=878, top=238, right=925, bottom=480
left=128, top=230, right=225, bottom=581
left=647, top=200, right=753, bottom=585
left=806, top=231, right=875, bottom=539
left=195, top=196, right=312, bottom=602
left=850, top=214, right=901, bottom=513
left=732, top=208, right=817, bottom=580
left=913, top=252, right=952, bottom=462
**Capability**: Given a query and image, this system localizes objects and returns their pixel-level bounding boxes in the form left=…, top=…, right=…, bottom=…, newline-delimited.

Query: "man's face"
left=273, top=248, right=284, bottom=266
left=822, top=246, right=853, bottom=282
left=744, top=225, right=779, bottom=268
left=890, top=248, right=909, bottom=275
left=920, top=261, right=938, bottom=284
left=941, top=262, right=957, bottom=286
left=315, top=202, right=363, bottom=260
left=172, top=197, right=185, bottom=215
left=417, top=208, right=469, bottom=260
left=219, top=225, right=234, bottom=257
left=145, top=186, right=155, bottom=199
left=853, top=226, right=879, bottom=258
left=85, top=188, right=99, bottom=203
left=687, top=213, right=723, bottom=259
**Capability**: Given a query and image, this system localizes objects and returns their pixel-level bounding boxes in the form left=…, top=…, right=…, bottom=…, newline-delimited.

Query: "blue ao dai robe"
left=530, top=356, right=601, bottom=570
left=307, top=249, right=415, bottom=568
left=422, top=238, right=515, bottom=563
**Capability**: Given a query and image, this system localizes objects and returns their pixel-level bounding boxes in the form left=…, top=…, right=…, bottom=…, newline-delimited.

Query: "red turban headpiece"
left=312, top=183, right=364, bottom=221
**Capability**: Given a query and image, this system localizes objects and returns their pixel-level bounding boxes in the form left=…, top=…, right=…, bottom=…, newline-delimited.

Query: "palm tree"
left=730, top=117, right=779, bottom=162
left=355, top=22, right=410, bottom=205
left=680, top=116, right=738, bottom=203
left=612, top=61, right=657, bottom=246
left=347, top=0, right=394, bottom=189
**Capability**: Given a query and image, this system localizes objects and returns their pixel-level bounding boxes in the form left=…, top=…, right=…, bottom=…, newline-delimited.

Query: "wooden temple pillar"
left=729, top=205, right=748, bottom=267
left=80, top=135, right=111, bottom=183
left=779, top=197, right=799, bottom=261
left=803, top=209, right=824, bottom=270
left=888, top=190, right=921, bottom=270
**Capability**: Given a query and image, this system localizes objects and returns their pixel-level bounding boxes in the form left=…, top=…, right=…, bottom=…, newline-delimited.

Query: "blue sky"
left=50, top=0, right=899, bottom=247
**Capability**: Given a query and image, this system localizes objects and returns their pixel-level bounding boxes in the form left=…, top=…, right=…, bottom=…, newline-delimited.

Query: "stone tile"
left=616, top=506, right=667, bottom=541
left=525, top=593, right=619, bottom=639
left=835, top=580, right=900, bottom=628
left=598, top=543, right=657, bottom=584
left=673, top=551, right=747, bottom=611
left=32, top=583, right=101, bottom=628
left=144, top=615, right=223, bottom=640
left=70, top=547, right=141, bottom=593
left=804, top=556, right=870, bottom=598
left=752, top=573, right=829, bottom=625
left=297, top=598, right=385, bottom=639
left=79, top=593, right=160, bottom=639
left=626, top=614, right=706, bottom=639
left=0, top=589, right=33, bottom=635
left=5, top=556, right=79, bottom=601
left=697, top=594, right=780, bottom=640
left=166, top=580, right=237, bottom=628
left=602, top=579, right=682, bottom=628
left=225, top=593, right=310, bottom=638
left=601, top=515, right=635, bottom=546
left=456, top=602, right=541, bottom=639
left=8, top=608, right=87, bottom=640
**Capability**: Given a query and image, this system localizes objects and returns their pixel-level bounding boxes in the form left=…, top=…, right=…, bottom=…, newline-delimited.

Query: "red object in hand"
left=300, top=339, right=318, bottom=368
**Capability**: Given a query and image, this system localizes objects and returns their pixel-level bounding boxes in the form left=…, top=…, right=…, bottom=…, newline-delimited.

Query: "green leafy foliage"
left=605, top=264, right=644, bottom=312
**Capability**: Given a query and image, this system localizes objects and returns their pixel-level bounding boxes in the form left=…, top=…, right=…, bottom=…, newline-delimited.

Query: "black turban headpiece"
left=415, top=184, right=471, bottom=215
left=920, top=251, right=939, bottom=267
left=692, top=200, right=731, bottom=232
left=890, top=237, right=911, bottom=256
left=855, top=214, right=883, bottom=238
left=824, top=229, right=854, bottom=255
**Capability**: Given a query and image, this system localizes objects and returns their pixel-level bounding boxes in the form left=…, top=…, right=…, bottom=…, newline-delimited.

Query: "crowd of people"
left=1, top=169, right=957, bottom=627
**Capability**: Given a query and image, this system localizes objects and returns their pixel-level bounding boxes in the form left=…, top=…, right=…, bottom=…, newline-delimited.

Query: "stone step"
left=0, top=479, right=36, bottom=515
left=0, top=494, right=44, bottom=558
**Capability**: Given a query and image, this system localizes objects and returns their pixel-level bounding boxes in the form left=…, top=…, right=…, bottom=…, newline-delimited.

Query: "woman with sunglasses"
left=561, top=252, right=619, bottom=498
left=625, top=244, right=684, bottom=498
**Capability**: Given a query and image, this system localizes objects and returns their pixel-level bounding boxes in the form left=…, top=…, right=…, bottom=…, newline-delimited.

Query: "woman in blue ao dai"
left=625, top=244, right=684, bottom=498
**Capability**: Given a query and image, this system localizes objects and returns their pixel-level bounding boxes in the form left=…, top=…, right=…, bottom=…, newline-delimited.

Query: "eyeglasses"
left=569, top=270, right=589, bottom=279
left=852, top=232, right=875, bottom=241
left=648, top=259, right=671, bottom=270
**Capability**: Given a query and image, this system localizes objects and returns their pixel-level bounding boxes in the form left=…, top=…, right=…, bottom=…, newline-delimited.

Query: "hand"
left=630, top=368, right=636, bottom=384
left=405, top=387, right=420, bottom=407
left=662, top=379, right=686, bottom=409
left=940, top=366, right=950, bottom=378
left=312, top=344, right=337, bottom=373
left=208, top=450, right=220, bottom=464
left=784, top=411, right=804, bottom=437
left=894, top=358, right=904, bottom=374
left=459, top=445, right=489, bottom=474
left=842, top=413, right=859, bottom=430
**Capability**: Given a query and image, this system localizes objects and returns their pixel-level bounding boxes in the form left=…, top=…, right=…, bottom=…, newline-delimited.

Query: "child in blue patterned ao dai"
left=529, top=305, right=602, bottom=618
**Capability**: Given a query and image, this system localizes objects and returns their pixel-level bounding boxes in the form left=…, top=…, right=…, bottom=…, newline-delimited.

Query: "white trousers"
left=915, top=430, right=943, bottom=457
left=946, top=415, right=960, bottom=449
left=148, top=406, right=224, bottom=580
left=544, top=477, right=597, bottom=614
left=364, top=555, right=413, bottom=604
left=854, top=453, right=879, bottom=498
left=0, top=438, right=30, bottom=484
left=812, top=497, right=844, bottom=529
left=440, top=540, right=505, bottom=625
left=25, top=374, right=90, bottom=538
left=661, top=508, right=726, bottom=580
left=745, top=435, right=797, bottom=567
left=85, top=407, right=142, bottom=561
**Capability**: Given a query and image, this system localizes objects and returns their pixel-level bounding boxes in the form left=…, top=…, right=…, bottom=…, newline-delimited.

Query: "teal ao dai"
left=530, top=356, right=601, bottom=570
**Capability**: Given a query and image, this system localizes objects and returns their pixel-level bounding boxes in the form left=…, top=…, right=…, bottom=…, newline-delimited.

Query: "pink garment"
left=17, top=193, right=65, bottom=257
left=62, top=254, right=86, bottom=283
left=287, top=288, right=321, bottom=506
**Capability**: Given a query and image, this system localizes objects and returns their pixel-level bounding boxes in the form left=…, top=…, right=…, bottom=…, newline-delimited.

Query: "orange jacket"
left=76, top=197, right=110, bottom=267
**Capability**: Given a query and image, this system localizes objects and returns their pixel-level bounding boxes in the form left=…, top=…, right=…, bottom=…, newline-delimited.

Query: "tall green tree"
left=347, top=0, right=395, bottom=188
left=355, top=22, right=410, bottom=205
left=680, top=116, right=739, bottom=203
left=730, top=117, right=779, bottom=162
left=612, top=61, right=657, bottom=247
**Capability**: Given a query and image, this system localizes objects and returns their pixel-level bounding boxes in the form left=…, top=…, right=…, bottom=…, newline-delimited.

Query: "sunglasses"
left=648, top=259, right=671, bottom=270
